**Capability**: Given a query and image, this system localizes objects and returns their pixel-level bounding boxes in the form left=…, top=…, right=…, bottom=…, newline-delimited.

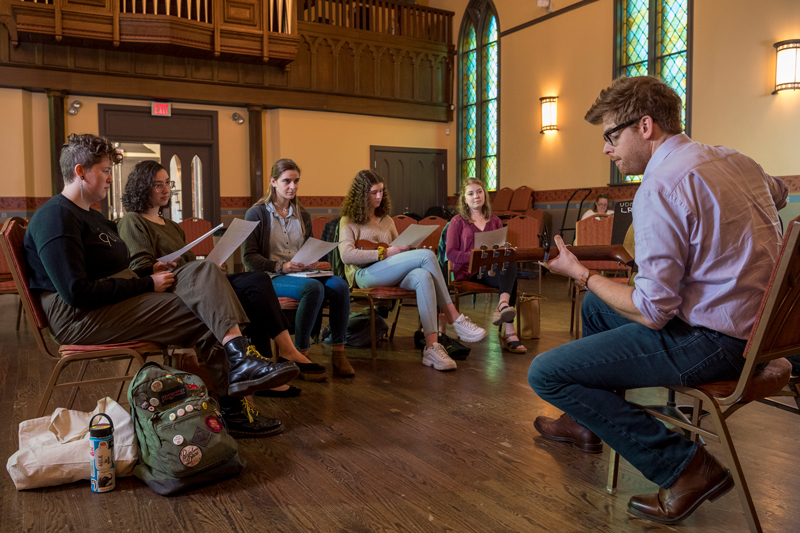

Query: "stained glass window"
left=615, top=0, right=690, bottom=183
left=458, top=2, right=500, bottom=191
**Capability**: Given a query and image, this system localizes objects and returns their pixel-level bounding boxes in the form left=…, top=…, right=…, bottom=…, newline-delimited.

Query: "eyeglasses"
left=603, top=117, right=642, bottom=146
left=153, top=180, right=176, bottom=191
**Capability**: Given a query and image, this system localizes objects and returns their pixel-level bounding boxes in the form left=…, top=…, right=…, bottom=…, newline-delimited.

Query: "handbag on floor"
left=516, top=293, right=546, bottom=339
left=7, top=398, right=137, bottom=490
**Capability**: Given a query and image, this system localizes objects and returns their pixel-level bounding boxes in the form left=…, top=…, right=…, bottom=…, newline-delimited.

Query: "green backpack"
left=127, top=362, right=245, bottom=495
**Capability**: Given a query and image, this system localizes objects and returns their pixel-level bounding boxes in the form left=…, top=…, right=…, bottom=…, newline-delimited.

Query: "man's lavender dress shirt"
left=631, top=134, right=788, bottom=339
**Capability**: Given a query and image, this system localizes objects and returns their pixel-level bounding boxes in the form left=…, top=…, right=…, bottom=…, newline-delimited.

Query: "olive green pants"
left=42, top=261, right=248, bottom=393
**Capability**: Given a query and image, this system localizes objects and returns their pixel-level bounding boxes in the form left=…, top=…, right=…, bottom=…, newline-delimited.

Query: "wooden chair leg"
left=388, top=300, right=403, bottom=340
left=65, top=360, right=91, bottom=410
left=607, top=448, right=620, bottom=494
left=706, top=403, right=762, bottom=533
left=112, top=358, right=135, bottom=404
left=453, top=289, right=460, bottom=312
left=37, top=358, right=72, bottom=417
left=368, top=297, right=377, bottom=360
left=689, top=397, right=703, bottom=443
left=16, top=298, right=23, bottom=331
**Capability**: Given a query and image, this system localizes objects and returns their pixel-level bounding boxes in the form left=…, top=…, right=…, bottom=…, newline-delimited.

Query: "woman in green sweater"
left=118, top=161, right=328, bottom=396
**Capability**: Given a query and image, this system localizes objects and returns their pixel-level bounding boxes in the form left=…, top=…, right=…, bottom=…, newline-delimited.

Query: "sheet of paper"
left=204, top=218, right=259, bottom=266
left=390, top=224, right=438, bottom=248
left=157, top=222, right=223, bottom=263
left=290, top=238, right=340, bottom=265
left=473, top=227, right=508, bottom=249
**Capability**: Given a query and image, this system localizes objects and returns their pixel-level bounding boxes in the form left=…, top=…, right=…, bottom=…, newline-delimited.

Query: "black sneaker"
left=221, top=397, right=284, bottom=438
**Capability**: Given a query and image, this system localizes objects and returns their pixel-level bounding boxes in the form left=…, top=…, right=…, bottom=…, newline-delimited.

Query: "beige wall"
left=263, top=108, right=451, bottom=196
left=0, top=88, right=50, bottom=197
left=693, top=0, right=800, bottom=176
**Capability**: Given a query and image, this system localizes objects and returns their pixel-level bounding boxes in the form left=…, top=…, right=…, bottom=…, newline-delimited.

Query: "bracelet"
left=377, top=246, right=386, bottom=261
left=575, top=269, right=599, bottom=290
left=275, top=261, right=285, bottom=274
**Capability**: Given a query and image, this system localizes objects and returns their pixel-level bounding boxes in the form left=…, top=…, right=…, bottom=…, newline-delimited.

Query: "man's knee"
left=527, top=351, right=566, bottom=398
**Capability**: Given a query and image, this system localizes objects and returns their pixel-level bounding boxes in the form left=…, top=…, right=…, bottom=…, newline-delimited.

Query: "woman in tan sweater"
left=338, top=170, right=487, bottom=371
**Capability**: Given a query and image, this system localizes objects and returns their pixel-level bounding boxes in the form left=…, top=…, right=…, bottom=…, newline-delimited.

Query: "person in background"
left=242, top=158, right=354, bottom=379
left=446, top=178, right=525, bottom=353
left=24, top=135, right=299, bottom=439
left=118, top=160, right=326, bottom=406
left=580, top=194, right=614, bottom=220
left=338, top=170, right=487, bottom=372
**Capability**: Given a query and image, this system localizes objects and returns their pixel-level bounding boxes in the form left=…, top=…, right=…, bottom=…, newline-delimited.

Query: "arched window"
left=458, top=1, right=500, bottom=191
left=614, top=0, right=692, bottom=182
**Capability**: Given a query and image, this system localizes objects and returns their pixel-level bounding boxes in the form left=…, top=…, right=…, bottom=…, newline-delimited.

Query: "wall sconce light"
left=773, top=40, right=800, bottom=94
left=540, top=96, right=558, bottom=133
left=232, top=112, right=245, bottom=124
left=68, top=100, right=82, bottom=115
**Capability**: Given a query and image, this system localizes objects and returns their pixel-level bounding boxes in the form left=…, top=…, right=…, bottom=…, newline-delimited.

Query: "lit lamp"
left=540, top=96, right=558, bottom=133
left=773, top=39, right=800, bottom=94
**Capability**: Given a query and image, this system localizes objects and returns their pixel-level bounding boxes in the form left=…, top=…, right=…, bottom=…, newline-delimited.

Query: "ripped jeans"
left=528, top=291, right=746, bottom=488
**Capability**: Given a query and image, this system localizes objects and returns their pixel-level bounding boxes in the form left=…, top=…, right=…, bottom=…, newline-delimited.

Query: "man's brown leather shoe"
left=628, top=446, right=734, bottom=525
left=533, top=413, right=603, bottom=453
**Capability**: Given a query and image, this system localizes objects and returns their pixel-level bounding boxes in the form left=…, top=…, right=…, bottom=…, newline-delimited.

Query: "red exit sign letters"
left=151, top=102, right=172, bottom=117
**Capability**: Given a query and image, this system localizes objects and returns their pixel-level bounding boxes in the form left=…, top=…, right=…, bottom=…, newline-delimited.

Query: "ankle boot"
left=331, top=348, right=355, bottom=377
left=224, top=337, right=299, bottom=397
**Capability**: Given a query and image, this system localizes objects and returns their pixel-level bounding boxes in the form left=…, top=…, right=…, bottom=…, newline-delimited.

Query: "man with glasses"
left=528, top=76, right=787, bottom=524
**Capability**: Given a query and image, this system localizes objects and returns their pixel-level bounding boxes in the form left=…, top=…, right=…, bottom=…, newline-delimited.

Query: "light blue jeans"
left=354, top=249, right=453, bottom=335
left=271, top=274, right=350, bottom=350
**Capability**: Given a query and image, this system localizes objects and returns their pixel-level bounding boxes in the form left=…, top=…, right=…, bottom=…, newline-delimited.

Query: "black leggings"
left=469, top=261, right=518, bottom=306
left=226, top=272, right=292, bottom=358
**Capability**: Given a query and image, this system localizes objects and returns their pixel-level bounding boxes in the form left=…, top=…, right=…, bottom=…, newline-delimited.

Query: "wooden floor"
left=1, top=274, right=798, bottom=533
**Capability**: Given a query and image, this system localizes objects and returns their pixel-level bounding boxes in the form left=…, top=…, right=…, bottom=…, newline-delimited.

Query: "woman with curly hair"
left=118, top=160, right=328, bottom=399
left=24, top=136, right=299, bottom=440
left=242, top=159, right=354, bottom=378
left=446, top=178, right=525, bottom=353
left=338, top=170, right=487, bottom=372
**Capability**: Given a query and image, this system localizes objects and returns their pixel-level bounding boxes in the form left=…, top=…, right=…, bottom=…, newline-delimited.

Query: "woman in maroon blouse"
left=446, top=178, right=525, bottom=353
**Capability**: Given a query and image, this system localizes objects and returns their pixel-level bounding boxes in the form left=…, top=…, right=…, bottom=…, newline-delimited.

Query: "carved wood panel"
left=224, top=0, right=259, bottom=27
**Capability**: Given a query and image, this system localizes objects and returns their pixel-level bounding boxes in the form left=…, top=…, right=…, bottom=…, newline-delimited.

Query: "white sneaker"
left=452, top=314, right=487, bottom=343
left=422, top=343, right=457, bottom=371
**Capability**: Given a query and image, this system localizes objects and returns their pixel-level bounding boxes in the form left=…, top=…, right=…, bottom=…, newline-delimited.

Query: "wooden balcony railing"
left=300, top=0, right=452, bottom=45
left=3, top=0, right=299, bottom=63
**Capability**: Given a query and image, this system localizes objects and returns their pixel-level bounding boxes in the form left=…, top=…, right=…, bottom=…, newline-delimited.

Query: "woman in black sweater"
left=23, top=134, right=298, bottom=437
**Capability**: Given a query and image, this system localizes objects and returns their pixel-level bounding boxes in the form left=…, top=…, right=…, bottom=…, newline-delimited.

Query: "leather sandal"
left=492, top=303, right=516, bottom=326
left=498, top=325, right=527, bottom=354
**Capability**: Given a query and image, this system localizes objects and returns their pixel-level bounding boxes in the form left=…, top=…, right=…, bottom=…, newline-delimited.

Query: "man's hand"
left=153, top=261, right=177, bottom=273
left=151, top=271, right=175, bottom=292
left=539, top=235, right=588, bottom=281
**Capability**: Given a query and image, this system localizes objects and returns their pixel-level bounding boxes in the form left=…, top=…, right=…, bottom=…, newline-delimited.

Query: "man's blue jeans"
left=528, top=291, right=746, bottom=488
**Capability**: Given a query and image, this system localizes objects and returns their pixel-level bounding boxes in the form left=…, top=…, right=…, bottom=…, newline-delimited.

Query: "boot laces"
left=240, top=397, right=260, bottom=424
left=246, top=344, right=271, bottom=362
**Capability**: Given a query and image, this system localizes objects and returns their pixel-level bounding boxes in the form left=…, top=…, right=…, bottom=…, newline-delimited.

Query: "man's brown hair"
left=584, top=76, right=683, bottom=135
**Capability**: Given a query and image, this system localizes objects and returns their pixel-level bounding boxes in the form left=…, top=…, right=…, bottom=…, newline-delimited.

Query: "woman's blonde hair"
left=457, top=177, right=492, bottom=222
left=253, top=158, right=301, bottom=208
left=340, top=170, right=392, bottom=225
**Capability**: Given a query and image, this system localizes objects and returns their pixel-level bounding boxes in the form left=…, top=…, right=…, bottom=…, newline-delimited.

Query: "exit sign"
left=151, top=102, right=171, bottom=117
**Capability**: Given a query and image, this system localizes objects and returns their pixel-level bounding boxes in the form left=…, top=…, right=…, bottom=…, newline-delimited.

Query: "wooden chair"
left=507, top=185, right=533, bottom=214
left=491, top=187, right=514, bottom=216
left=178, top=216, right=214, bottom=257
left=418, top=215, right=447, bottom=250
left=0, top=243, right=23, bottom=331
left=349, top=286, right=415, bottom=359
left=311, top=216, right=331, bottom=240
left=392, top=214, right=417, bottom=235
left=1, top=218, right=167, bottom=417
left=606, top=215, right=800, bottom=533
left=571, top=215, right=630, bottom=337
left=448, top=261, right=496, bottom=312
left=507, top=215, right=544, bottom=294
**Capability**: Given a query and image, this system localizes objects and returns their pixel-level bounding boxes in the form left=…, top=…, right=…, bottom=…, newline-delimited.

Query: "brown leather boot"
left=628, top=446, right=734, bottom=525
left=331, top=347, right=355, bottom=377
left=533, top=413, right=603, bottom=453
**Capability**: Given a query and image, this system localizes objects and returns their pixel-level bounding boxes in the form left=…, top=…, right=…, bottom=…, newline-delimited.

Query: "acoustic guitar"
left=468, top=244, right=634, bottom=278
left=354, top=240, right=435, bottom=251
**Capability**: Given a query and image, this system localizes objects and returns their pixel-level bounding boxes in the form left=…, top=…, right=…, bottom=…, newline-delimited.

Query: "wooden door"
left=371, top=146, right=447, bottom=217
